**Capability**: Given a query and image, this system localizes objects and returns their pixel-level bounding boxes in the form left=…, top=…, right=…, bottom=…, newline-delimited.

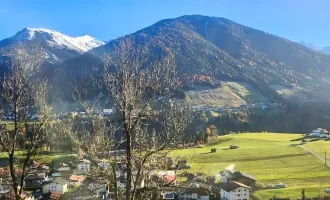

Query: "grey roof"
left=184, top=187, right=210, bottom=196
left=220, top=181, right=250, bottom=192
left=220, top=170, right=256, bottom=181
left=233, top=171, right=256, bottom=180
left=163, top=192, right=179, bottom=199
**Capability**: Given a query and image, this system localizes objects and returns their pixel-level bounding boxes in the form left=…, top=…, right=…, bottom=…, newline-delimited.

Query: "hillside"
left=185, top=85, right=247, bottom=107
left=47, top=15, right=330, bottom=105
left=2, top=15, right=330, bottom=106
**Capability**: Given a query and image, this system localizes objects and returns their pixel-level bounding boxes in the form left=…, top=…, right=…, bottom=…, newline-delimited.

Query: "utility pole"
left=325, top=151, right=327, bottom=166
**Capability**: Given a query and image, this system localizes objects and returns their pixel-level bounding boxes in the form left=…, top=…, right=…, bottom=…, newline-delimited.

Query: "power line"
left=280, top=165, right=324, bottom=179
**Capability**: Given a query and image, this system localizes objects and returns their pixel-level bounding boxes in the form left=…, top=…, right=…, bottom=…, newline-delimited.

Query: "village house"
left=68, top=175, right=85, bottom=187
left=87, top=181, right=110, bottom=199
left=152, top=170, right=176, bottom=185
left=52, top=172, right=62, bottom=177
left=103, top=108, right=114, bottom=115
left=181, top=187, right=210, bottom=200
left=313, top=128, right=326, bottom=134
left=77, top=159, right=91, bottom=173
left=162, top=191, right=179, bottom=200
left=66, top=184, right=109, bottom=200
left=43, top=178, right=68, bottom=194
left=38, top=165, right=50, bottom=174
left=6, top=189, right=35, bottom=200
left=310, top=128, right=328, bottom=137
left=50, top=191, right=61, bottom=200
left=220, top=170, right=256, bottom=186
left=0, top=179, right=10, bottom=197
left=25, top=160, right=49, bottom=174
left=220, top=181, right=250, bottom=200
left=97, top=160, right=110, bottom=170
left=30, top=190, right=44, bottom=199
left=0, top=168, right=21, bottom=197
left=26, top=173, right=50, bottom=186
left=57, top=163, right=71, bottom=172
left=25, top=160, right=41, bottom=171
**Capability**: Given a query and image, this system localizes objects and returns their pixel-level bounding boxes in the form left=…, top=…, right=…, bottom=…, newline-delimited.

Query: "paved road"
left=299, top=145, right=330, bottom=167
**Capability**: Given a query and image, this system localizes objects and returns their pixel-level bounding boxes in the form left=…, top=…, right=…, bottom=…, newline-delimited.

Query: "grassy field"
left=185, top=85, right=246, bottom=107
left=0, top=151, right=75, bottom=166
left=305, top=140, right=330, bottom=158
left=170, top=133, right=330, bottom=199
left=185, top=81, right=269, bottom=107
left=226, top=81, right=268, bottom=103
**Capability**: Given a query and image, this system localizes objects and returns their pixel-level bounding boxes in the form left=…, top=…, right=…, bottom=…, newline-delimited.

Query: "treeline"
left=189, top=101, right=330, bottom=135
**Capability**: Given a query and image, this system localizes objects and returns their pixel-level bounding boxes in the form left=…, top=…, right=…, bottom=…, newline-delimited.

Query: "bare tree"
left=0, top=44, right=52, bottom=200
left=73, top=36, right=189, bottom=200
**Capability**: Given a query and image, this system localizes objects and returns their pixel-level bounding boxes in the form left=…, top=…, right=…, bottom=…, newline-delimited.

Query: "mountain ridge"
left=46, top=15, right=330, bottom=104
left=3, top=15, right=330, bottom=106
left=0, top=28, right=105, bottom=64
left=300, top=41, right=330, bottom=55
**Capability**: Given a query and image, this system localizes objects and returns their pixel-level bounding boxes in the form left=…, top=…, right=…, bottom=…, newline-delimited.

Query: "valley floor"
left=170, top=133, right=330, bottom=199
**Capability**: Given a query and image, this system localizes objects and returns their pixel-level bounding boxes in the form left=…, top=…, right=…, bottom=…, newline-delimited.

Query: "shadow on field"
left=309, top=138, right=322, bottom=142
left=290, top=137, right=304, bottom=142
left=201, top=152, right=212, bottom=155
left=235, top=153, right=306, bottom=162
left=210, top=153, right=307, bottom=163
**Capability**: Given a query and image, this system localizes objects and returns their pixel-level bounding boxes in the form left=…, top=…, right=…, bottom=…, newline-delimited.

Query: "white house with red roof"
left=155, top=170, right=176, bottom=185
left=68, top=175, right=85, bottom=187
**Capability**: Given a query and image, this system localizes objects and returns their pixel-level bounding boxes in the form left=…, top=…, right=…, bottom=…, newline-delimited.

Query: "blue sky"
left=1, top=0, right=330, bottom=46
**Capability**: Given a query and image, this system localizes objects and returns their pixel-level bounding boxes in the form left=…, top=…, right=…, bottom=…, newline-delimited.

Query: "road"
left=299, top=145, right=330, bottom=167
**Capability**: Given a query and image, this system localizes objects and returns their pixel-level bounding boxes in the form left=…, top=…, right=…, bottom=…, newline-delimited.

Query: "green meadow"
left=170, top=133, right=330, bottom=199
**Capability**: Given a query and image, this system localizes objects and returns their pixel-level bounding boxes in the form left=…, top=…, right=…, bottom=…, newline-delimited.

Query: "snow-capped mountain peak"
left=10, top=28, right=105, bottom=53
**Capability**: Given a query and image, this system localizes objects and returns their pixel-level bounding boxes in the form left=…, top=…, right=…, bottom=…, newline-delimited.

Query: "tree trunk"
left=111, top=163, right=119, bottom=200
left=10, top=106, right=20, bottom=200
left=9, top=153, right=19, bottom=200
left=125, top=128, right=132, bottom=200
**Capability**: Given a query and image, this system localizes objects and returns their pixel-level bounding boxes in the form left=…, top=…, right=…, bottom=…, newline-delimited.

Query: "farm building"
left=220, top=170, right=256, bottom=186
left=176, top=160, right=189, bottom=169
left=230, top=145, right=239, bottom=149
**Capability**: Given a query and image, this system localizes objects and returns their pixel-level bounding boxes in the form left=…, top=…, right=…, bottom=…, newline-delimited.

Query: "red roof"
left=165, top=175, right=176, bottom=182
left=69, top=175, right=85, bottom=182
left=0, top=168, right=23, bottom=176
left=32, top=160, right=40, bottom=168
left=50, top=191, right=61, bottom=199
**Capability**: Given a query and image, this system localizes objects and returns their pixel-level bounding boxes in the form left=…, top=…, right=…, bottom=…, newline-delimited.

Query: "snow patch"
left=10, top=28, right=105, bottom=53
